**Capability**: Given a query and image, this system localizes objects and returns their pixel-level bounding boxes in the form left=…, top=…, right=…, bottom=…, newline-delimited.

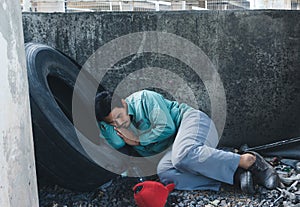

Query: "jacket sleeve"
left=98, top=122, right=125, bottom=149
left=138, top=92, right=176, bottom=146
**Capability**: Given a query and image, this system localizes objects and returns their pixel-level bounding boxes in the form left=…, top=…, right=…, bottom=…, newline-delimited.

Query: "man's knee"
left=157, top=160, right=167, bottom=175
left=171, top=154, right=187, bottom=171
left=157, top=168, right=178, bottom=187
left=172, top=145, right=199, bottom=171
left=157, top=170, right=169, bottom=183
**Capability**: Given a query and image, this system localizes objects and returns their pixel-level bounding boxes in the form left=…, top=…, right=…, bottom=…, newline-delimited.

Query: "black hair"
left=95, top=91, right=123, bottom=121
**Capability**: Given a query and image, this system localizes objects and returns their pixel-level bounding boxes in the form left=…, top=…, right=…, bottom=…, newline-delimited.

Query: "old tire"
left=25, top=42, right=117, bottom=191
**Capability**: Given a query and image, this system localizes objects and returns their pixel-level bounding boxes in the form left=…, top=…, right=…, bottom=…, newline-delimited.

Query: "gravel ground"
left=39, top=157, right=300, bottom=207
left=39, top=175, right=299, bottom=207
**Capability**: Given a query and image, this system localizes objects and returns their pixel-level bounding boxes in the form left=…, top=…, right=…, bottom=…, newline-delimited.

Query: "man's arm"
left=138, top=91, right=176, bottom=146
left=98, top=122, right=126, bottom=149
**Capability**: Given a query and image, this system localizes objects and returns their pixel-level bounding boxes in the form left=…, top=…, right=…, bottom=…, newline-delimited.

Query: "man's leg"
left=171, top=109, right=240, bottom=185
left=157, top=151, right=221, bottom=191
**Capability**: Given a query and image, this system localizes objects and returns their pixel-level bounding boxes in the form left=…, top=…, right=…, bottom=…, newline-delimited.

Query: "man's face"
left=103, top=99, right=131, bottom=129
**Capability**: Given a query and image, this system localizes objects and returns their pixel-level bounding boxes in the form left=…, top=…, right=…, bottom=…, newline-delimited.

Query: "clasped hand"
left=114, top=127, right=140, bottom=146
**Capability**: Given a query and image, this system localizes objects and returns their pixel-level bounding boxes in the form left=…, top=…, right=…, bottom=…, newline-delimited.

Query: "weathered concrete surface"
left=22, top=11, right=300, bottom=149
left=0, top=0, right=39, bottom=206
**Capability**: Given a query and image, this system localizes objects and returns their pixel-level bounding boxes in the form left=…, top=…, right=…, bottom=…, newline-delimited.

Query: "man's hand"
left=115, top=127, right=140, bottom=146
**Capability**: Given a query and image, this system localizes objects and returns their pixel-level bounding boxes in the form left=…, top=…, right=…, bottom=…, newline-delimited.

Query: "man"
left=95, top=90, right=279, bottom=193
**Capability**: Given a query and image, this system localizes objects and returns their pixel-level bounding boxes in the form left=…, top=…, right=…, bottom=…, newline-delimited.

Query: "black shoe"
left=246, top=151, right=280, bottom=189
left=234, top=168, right=255, bottom=194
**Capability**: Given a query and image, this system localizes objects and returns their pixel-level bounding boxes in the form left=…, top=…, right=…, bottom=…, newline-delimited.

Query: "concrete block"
left=0, top=0, right=39, bottom=206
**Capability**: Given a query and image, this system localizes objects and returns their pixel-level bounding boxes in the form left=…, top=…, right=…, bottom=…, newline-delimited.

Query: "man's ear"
left=121, top=99, right=127, bottom=108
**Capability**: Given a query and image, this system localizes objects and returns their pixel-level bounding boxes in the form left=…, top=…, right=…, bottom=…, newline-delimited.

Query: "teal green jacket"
left=98, top=90, right=192, bottom=156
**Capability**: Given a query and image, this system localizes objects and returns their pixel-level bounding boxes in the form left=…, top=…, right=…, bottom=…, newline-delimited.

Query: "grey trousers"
left=157, top=109, right=240, bottom=191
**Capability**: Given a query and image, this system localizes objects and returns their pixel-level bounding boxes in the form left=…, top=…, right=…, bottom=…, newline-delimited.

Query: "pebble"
left=220, top=199, right=227, bottom=206
left=211, top=199, right=220, bottom=205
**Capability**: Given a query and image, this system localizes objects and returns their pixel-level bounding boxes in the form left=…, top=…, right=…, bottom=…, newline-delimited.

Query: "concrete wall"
left=0, top=0, right=39, bottom=206
left=22, top=11, right=300, bottom=148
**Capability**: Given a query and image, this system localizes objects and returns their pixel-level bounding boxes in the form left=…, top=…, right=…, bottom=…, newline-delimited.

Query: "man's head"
left=95, top=91, right=131, bottom=128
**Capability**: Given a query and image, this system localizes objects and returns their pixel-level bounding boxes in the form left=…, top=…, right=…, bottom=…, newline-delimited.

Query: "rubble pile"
left=39, top=157, right=299, bottom=207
